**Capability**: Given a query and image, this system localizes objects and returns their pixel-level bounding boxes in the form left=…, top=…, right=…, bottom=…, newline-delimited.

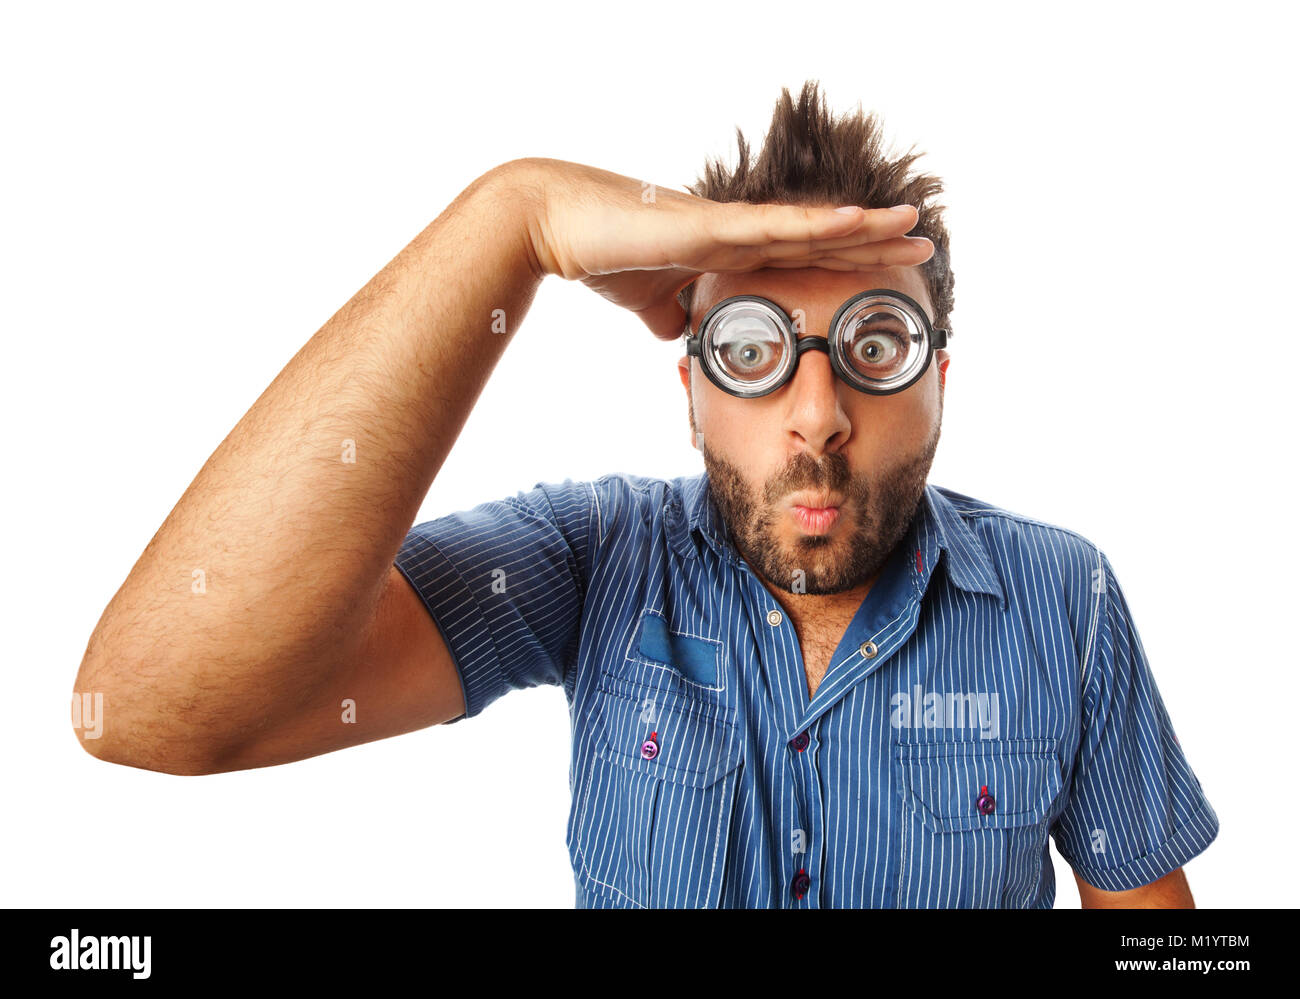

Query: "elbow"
left=74, top=731, right=219, bottom=776
left=69, top=673, right=226, bottom=777
left=72, top=720, right=217, bottom=776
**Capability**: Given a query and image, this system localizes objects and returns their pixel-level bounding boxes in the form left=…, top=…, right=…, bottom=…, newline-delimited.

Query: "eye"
left=726, top=340, right=772, bottom=369
left=847, top=322, right=910, bottom=373
left=706, top=304, right=787, bottom=384
left=852, top=334, right=898, bottom=366
left=719, top=337, right=780, bottom=379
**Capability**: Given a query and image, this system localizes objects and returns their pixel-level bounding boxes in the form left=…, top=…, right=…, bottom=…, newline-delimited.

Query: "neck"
left=751, top=564, right=882, bottom=629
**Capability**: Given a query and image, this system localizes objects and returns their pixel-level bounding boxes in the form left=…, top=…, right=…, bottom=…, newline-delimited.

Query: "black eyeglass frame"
left=684, top=288, right=951, bottom=398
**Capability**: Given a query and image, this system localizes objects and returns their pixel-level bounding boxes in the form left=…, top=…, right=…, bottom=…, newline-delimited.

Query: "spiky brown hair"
left=677, top=80, right=954, bottom=337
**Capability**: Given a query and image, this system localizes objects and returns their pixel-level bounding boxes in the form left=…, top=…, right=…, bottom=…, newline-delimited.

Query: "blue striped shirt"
left=394, top=471, right=1219, bottom=907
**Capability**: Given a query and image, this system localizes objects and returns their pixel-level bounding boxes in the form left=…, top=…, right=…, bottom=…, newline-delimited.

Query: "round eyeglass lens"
left=837, top=299, right=927, bottom=388
left=706, top=303, right=790, bottom=391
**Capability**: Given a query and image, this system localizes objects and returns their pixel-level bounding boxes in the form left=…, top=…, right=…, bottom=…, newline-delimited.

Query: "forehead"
left=693, top=265, right=935, bottom=328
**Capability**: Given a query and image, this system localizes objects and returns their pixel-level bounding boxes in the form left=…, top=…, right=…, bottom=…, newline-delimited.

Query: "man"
left=74, top=81, right=1218, bottom=908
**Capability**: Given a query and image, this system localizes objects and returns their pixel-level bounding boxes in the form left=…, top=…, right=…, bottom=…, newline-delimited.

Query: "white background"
left=3, top=0, right=1294, bottom=908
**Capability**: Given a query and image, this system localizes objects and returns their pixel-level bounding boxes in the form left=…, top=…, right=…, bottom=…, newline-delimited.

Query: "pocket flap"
left=593, top=676, right=742, bottom=788
left=635, top=611, right=721, bottom=687
left=895, top=738, right=1063, bottom=832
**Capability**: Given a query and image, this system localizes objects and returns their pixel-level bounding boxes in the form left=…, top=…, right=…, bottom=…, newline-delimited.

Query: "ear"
left=677, top=357, right=697, bottom=449
left=935, top=348, right=950, bottom=390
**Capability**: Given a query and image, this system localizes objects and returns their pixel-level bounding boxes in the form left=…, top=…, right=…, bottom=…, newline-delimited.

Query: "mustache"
left=763, top=451, right=862, bottom=503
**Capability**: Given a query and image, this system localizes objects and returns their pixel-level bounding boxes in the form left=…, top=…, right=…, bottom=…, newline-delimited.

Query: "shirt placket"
left=784, top=719, right=825, bottom=907
left=742, top=567, right=832, bottom=907
left=709, top=502, right=945, bottom=909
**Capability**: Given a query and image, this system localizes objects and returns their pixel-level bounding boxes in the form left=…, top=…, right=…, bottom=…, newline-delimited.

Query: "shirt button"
left=790, top=731, right=810, bottom=752
left=767, top=609, right=783, bottom=626
left=791, top=868, right=811, bottom=900
left=976, top=785, right=996, bottom=815
left=859, top=640, right=878, bottom=658
left=640, top=734, right=659, bottom=760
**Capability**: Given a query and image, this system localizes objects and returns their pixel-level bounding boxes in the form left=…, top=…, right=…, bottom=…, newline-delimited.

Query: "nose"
left=783, top=337, right=852, bottom=458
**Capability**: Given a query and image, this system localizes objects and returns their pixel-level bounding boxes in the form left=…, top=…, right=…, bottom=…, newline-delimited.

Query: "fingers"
left=751, top=234, right=933, bottom=266
left=699, top=235, right=932, bottom=274
left=802, top=236, right=935, bottom=267
left=759, top=232, right=941, bottom=267
left=697, top=202, right=932, bottom=272
left=791, top=226, right=925, bottom=253
left=707, top=202, right=918, bottom=247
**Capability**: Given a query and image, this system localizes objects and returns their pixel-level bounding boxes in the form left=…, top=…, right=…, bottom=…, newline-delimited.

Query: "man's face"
left=676, top=265, right=948, bottom=598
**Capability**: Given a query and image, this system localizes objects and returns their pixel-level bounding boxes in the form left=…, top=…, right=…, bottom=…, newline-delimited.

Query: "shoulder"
left=932, top=483, right=1106, bottom=568
left=930, top=484, right=1115, bottom=678
left=927, top=484, right=1109, bottom=616
left=581, top=471, right=695, bottom=541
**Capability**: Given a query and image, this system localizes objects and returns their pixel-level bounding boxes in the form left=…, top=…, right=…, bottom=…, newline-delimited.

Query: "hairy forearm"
left=75, top=161, right=544, bottom=771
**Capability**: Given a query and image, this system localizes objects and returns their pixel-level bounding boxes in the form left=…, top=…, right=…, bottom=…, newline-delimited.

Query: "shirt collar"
left=917, top=483, right=1008, bottom=609
left=668, top=472, right=1006, bottom=609
left=668, top=472, right=734, bottom=558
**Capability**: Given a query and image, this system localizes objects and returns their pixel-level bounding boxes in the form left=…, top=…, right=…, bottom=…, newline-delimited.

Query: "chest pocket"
left=569, top=676, right=743, bottom=908
left=893, top=738, right=1063, bottom=908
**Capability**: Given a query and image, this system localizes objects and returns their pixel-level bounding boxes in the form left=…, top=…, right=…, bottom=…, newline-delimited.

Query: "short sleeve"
left=1050, top=551, right=1219, bottom=891
left=393, top=478, right=601, bottom=723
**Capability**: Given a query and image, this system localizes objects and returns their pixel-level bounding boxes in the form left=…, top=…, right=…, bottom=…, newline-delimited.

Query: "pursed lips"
left=788, top=491, right=844, bottom=535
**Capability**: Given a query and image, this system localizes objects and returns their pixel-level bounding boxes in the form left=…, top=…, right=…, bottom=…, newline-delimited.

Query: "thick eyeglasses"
left=684, top=288, right=950, bottom=398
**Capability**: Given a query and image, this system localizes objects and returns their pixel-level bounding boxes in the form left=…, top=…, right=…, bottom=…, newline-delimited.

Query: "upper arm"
left=1075, top=866, right=1194, bottom=908
left=203, top=476, right=603, bottom=773
left=203, top=564, right=466, bottom=773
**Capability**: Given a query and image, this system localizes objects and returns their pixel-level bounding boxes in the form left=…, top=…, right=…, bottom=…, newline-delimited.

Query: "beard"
left=692, top=407, right=941, bottom=596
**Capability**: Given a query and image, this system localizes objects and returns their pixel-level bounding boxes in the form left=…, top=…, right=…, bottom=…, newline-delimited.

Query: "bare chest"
left=771, top=588, right=868, bottom=701
left=798, top=621, right=854, bottom=700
